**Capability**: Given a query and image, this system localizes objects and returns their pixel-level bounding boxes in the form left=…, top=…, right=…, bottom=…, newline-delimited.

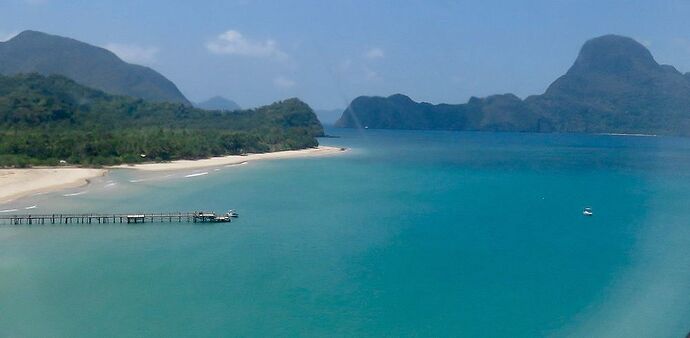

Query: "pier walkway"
left=0, top=211, right=237, bottom=225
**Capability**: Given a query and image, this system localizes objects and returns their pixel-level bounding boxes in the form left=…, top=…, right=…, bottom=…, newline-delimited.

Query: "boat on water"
left=193, top=210, right=237, bottom=223
left=582, top=207, right=593, bottom=216
left=212, top=215, right=232, bottom=222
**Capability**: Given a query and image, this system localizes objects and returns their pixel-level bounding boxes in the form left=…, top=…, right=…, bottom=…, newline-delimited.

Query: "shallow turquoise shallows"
left=2, top=128, right=690, bottom=337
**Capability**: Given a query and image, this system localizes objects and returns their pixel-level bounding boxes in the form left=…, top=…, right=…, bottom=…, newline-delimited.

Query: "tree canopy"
left=0, top=74, right=324, bottom=167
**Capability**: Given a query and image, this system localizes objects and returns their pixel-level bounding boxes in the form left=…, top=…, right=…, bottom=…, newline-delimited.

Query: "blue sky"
left=2, top=0, right=690, bottom=109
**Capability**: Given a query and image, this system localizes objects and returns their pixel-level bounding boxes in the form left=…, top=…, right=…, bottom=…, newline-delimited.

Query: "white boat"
left=226, top=210, right=239, bottom=218
left=582, top=207, right=593, bottom=216
left=194, top=211, right=233, bottom=223
left=212, top=215, right=232, bottom=223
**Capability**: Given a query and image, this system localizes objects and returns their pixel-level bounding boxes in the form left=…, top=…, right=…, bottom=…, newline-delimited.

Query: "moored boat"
left=582, top=207, right=593, bottom=216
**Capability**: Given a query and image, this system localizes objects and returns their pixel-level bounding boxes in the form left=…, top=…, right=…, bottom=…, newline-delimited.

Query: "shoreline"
left=0, top=168, right=107, bottom=204
left=108, top=146, right=346, bottom=172
left=0, top=146, right=346, bottom=205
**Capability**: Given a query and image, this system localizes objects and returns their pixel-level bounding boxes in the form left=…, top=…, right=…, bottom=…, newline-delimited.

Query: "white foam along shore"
left=0, top=147, right=346, bottom=204
left=0, top=168, right=107, bottom=204
left=109, top=146, right=346, bottom=172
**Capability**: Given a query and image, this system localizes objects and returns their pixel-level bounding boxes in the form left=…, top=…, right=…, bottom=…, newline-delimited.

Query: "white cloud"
left=273, top=76, right=296, bottom=88
left=334, top=58, right=383, bottom=83
left=0, top=31, right=18, bottom=42
left=104, top=43, right=159, bottom=64
left=364, top=47, right=385, bottom=59
left=207, top=30, right=287, bottom=60
left=364, top=66, right=382, bottom=81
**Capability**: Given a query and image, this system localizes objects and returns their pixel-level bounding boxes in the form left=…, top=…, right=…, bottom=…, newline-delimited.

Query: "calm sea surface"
left=2, top=128, right=690, bottom=337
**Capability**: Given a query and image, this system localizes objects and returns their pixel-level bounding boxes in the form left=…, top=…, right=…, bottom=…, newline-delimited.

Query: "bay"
left=1, top=128, right=690, bottom=337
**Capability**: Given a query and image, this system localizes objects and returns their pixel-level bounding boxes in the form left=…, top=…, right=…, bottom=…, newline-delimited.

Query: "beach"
left=0, top=146, right=345, bottom=204
left=109, top=146, right=346, bottom=172
left=2, top=130, right=690, bottom=337
left=0, top=168, right=107, bottom=204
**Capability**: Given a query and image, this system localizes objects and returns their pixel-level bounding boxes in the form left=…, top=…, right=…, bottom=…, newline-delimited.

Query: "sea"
left=1, top=127, right=689, bottom=337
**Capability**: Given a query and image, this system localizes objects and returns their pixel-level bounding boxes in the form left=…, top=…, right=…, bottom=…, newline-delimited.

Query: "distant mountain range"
left=336, top=35, right=690, bottom=136
left=195, top=96, right=241, bottom=111
left=0, top=30, right=190, bottom=105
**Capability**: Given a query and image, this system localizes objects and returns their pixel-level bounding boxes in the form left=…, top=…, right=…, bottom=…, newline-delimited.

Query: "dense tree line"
left=0, top=74, right=323, bottom=167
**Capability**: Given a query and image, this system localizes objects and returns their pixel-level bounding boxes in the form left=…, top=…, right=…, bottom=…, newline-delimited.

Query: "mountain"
left=195, top=96, right=241, bottom=111
left=0, top=73, right=323, bottom=166
left=524, top=35, right=690, bottom=134
left=0, top=30, right=190, bottom=105
left=337, top=93, right=535, bottom=131
left=336, top=35, right=690, bottom=136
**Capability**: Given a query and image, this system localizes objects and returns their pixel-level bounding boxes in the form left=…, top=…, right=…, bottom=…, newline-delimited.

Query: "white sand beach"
left=109, top=146, right=346, bottom=172
left=0, top=168, right=107, bottom=204
left=0, top=147, right=345, bottom=204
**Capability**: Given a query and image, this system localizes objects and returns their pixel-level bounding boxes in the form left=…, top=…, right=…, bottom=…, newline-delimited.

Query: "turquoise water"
left=2, top=128, right=690, bottom=337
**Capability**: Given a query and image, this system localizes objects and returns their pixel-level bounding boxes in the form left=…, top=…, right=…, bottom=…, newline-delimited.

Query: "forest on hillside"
left=0, top=74, right=324, bottom=167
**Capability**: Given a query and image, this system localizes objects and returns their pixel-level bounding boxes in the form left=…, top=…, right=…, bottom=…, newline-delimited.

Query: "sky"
left=2, top=0, right=690, bottom=110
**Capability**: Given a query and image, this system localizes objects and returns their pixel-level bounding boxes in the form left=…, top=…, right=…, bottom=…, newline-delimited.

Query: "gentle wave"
left=24, top=205, right=37, bottom=210
left=184, top=172, right=209, bottom=178
left=225, top=161, right=248, bottom=167
left=63, top=191, right=87, bottom=197
left=0, top=209, right=19, bottom=213
left=129, top=179, right=145, bottom=183
left=599, top=132, right=658, bottom=137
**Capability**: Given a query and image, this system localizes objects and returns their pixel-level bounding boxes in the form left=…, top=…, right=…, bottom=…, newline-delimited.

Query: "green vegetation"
left=336, top=35, right=690, bottom=136
left=0, top=30, right=190, bottom=104
left=0, top=74, right=323, bottom=167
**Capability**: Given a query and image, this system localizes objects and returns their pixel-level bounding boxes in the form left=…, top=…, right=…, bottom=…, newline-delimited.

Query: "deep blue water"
left=1, top=128, right=690, bottom=337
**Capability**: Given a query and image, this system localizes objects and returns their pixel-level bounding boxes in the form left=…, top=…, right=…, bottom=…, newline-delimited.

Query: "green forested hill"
left=336, top=35, right=690, bottom=136
left=0, top=30, right=190, bottom=105
left=0, top=74, right=323, bottom=167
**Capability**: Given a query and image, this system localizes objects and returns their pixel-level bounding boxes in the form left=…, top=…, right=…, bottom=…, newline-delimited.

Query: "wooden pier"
left=0, top=211, right=237, bottom=225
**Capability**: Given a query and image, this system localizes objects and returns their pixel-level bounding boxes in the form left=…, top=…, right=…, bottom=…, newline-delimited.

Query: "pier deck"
left=0, top=211, right=236, bottom=225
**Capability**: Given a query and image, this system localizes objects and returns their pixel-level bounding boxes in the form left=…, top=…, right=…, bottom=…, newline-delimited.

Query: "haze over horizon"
left=2, top=0, right=690, bottom=109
